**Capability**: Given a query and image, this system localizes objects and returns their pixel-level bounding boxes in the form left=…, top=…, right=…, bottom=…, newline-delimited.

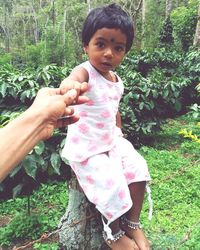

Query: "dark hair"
left=82, top=3, right=134, bottom=53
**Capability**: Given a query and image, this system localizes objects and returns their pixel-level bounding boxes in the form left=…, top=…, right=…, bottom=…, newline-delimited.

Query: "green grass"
left=0, top=182, right=68, bottom=248
left=0, top=113, right=199, bottom=249
left=140, top=114, right=200, bottom=249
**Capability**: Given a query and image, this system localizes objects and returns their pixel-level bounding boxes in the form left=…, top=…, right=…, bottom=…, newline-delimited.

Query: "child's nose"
left=104, top=48, right=113, bottom=58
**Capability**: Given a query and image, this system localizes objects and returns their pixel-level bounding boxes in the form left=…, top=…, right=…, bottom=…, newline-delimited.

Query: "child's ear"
left=83, top=46, right=88, bottom=54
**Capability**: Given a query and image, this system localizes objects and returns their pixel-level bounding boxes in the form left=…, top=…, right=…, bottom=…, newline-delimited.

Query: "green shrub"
left=0, top=213, right=45, bottom=246
left=0, top=53, right=11, bottom=65
left=159, top=16, right=174, bottom=47
left=0, top=64, right=71, bottom=198
left=171, top=0, right=199, bottom=51
left=118, top=48, right=199, bottom=145
left=0, top=182, right=67, bottom=247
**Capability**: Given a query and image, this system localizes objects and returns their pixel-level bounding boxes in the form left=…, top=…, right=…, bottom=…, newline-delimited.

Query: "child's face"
left=84, top=28, right=127, bottom=77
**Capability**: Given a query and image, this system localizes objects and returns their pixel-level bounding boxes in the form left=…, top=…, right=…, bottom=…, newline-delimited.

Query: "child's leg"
left=127, top=181, right=146, bottom=222
left=70, top=153, right=139, bottom=249
left=103, top=218, right=139, bottom=250
left=121, top=181, right=150, bottom=250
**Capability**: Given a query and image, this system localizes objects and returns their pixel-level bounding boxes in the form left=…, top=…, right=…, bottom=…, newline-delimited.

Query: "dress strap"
left=146, top=185, right=153, bottom=220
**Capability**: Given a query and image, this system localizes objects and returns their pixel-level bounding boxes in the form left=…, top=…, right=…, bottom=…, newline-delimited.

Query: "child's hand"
left=60, top=79, right=88, bottom=98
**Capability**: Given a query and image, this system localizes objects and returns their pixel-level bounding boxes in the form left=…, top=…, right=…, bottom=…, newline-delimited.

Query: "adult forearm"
left=0, top=108, right=45, bottom=182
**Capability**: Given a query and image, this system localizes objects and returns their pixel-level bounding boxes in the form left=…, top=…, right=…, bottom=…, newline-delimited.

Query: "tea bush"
left=118, top=48, right=200, bottom=145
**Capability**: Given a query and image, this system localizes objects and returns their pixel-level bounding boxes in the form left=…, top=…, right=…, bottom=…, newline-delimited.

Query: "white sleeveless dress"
left=62, top=61, right=151, bottom=233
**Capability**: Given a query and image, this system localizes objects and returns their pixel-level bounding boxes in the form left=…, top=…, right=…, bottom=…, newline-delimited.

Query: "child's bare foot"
left=105, top=234, right=139, bottom=250
left=120, top=217, right=150, bottom=250
left=122, top=226, right=150, bottom=250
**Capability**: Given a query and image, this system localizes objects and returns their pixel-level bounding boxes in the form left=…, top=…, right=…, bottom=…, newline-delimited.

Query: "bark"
left=58, top=175, right=109, bottom=250
left=193, top=2, right=200, bottom=47
left=62, top=6, right=67, bottom=65
left=30, top=1, right=39, bottom=43
left=116, top=0, right=143, bottom=19
left=52, top=0, right=55, bottom=28
left=141, top=0, right=146, bottom=48
left=2, top=4, right=11, bottom=52
left=165, top=0, right=173, bottom=17
left=87, top=0, right=91, bottom=12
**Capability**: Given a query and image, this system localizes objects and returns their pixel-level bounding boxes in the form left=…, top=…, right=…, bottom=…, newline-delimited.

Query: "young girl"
left=61, top=4, right=152, bottom=250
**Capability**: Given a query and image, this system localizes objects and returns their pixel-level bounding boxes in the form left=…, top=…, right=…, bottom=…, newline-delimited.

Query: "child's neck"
left=106, top=71, right=117, bottom=82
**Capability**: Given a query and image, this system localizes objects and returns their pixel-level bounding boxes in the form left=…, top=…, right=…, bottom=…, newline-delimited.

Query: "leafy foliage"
left=171, top=0, right=199, bottom=51
left=0, top=182, right=68, bottom=247
left=159, top=16, right=174, bottom=46
left=179, top=82, right=200, bottom=144
left=118, top=48, right=199, bottom=145
left=0, top=63, right=72, bottom=198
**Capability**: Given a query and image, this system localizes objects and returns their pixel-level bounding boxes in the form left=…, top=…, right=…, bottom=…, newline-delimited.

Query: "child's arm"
left=60, top=66, right=89, bottom=96
left=116, top=111, right=122, bottom=128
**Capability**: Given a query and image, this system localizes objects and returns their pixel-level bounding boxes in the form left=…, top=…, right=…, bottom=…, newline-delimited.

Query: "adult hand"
left=0, top=85, right=89, bottom=182
left=30, top=86, right=89, bottom=140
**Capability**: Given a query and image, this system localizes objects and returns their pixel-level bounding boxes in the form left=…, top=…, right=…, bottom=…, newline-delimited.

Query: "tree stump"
left=58, top=175, right=109, bottom=250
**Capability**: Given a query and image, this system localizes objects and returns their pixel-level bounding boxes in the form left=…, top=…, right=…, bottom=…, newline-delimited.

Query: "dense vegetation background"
left=0, top=0, right=199, bottom=249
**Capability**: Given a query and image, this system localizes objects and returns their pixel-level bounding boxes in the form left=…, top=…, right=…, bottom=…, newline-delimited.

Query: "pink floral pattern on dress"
left=86, top=175, right=95, bottom=184
left=121, top=203, right=129, bottom=210
left=78, top=123, right=89, bottom=134
left=96, top=122, right=105, bottom=129
left=79, top=110, right=88, bottom=117
left=100, top=110, right=110, bottom=118
left=101, top=133, right=110, bottom=142
left=124, top=172, right=136, bottom=181
left=80, top=159, right=88, bottom=166
left=105, top=211, right=113, bottom=219
left=71, top=136, right=80, bottom=144
left=118, top=190, right=126, bottom=199
left=113, top=95, right=119, bottom=101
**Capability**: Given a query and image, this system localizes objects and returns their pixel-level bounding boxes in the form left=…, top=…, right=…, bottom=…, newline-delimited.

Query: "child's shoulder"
left=70, top=62, right=89, bottom=83
left=76, top=61, right=97, bottom=76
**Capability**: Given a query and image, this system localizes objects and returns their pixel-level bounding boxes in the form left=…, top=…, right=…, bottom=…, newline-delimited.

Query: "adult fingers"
left=56, top=115, right=80, bottom=128
left=63, top=89, right=89, bottom=105
left=63, top=89, right=78, bottom=106
left=75, top=95, right=89, bottom=105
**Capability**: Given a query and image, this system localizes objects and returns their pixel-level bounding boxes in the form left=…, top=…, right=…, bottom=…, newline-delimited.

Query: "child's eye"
left=115, top=46, right=125, bottom=52
left=96, top=42, right=105, bottom=48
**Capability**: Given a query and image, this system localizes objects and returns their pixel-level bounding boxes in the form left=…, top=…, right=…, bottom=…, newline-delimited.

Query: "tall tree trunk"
left=3, top=5, right=10, bottom=52
left=193, top=2, right=200, bottom=47
left=87, top=0, right=91, bottom=12
left=116, top=0, right=143, bottom=48
left=165, top=0, right=173, bottom=17
left=141, top=0, right=146, bottom=48
left=58, top=175, right=109, bottom=250
left=30, top=1, right=39, bottom=43
left=52, top=0, right=55, bottom=28
left=62, top=5, right=67, bottom=65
